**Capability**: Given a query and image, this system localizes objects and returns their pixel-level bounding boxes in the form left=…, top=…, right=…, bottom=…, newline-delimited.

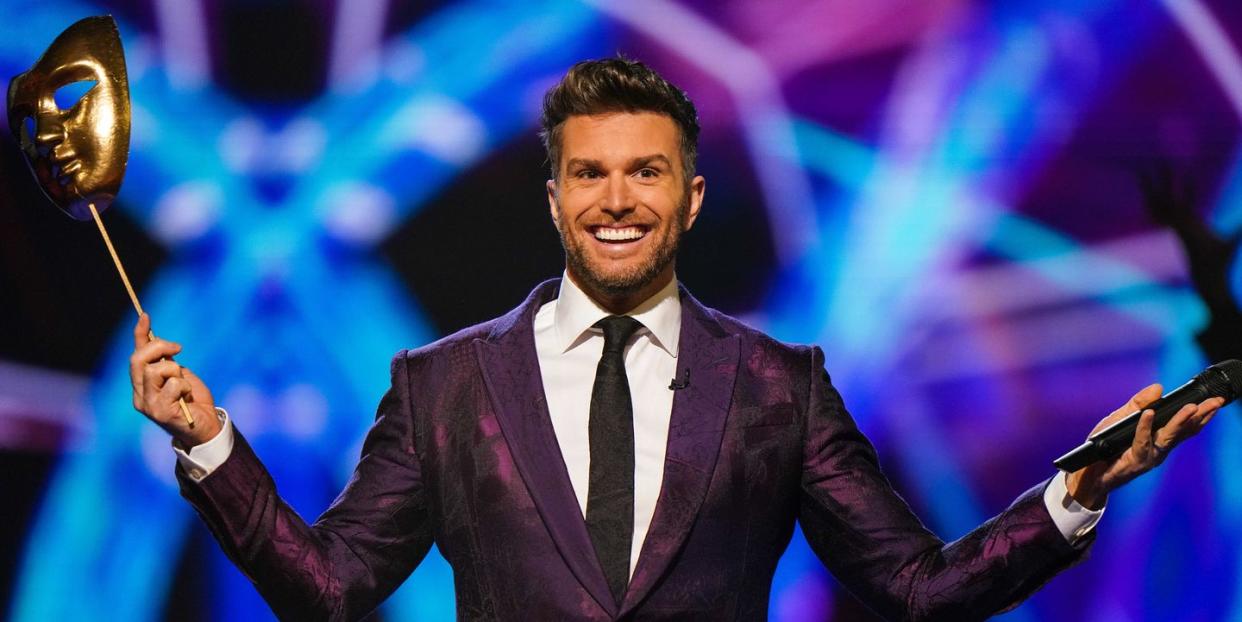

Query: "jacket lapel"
left=620, top=287, right=740, bottom=617
left=473, top=280, right=618, bottom=617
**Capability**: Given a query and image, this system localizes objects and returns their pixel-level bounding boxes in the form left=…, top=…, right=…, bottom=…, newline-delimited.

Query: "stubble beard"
left=560, top=193, right=689, bottom=300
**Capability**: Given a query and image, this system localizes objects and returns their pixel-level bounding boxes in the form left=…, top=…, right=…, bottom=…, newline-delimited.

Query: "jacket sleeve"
left=177, top=351, right=433, bottom=621
left=797, top=346, right=1090, bottom=622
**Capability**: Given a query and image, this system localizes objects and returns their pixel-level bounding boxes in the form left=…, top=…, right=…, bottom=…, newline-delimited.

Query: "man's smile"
left=589, top=224, right=650, bottom=243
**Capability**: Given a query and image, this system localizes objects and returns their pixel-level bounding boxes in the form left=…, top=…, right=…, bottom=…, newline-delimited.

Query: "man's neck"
left=565, top=268, right=675, bottom=315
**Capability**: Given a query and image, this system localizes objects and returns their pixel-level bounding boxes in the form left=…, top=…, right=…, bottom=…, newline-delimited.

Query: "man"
left=130, top=58, right=1223, bottom=621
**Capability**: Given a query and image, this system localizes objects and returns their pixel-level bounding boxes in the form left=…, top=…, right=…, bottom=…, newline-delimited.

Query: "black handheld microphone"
left=1054, top=359, right=1242, bottom=472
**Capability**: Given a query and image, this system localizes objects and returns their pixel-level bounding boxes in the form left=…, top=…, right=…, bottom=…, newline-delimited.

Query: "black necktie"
left=585, top=315, right=642, bottom=605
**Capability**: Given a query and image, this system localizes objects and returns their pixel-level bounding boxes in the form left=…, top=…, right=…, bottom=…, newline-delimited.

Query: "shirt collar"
left=553, top=271, right=681, bottom=357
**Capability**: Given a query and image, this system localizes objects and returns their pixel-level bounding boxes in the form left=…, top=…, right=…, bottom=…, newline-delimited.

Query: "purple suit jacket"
left=178, top=279, right=1089, bottom=621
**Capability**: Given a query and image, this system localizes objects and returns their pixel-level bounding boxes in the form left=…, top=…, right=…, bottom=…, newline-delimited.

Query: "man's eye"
left=636, top=168, right=659, bottom=179
left=53, top=80, right=97, bottom=110
left=577, top=169, right=601, bottom=179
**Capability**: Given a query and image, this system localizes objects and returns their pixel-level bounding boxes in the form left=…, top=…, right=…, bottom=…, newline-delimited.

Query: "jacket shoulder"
left=697, top=304, right=819, bottom=376
left=705, top=305, right=815, bottom=354
left=390, top=316, right=503, bottom=373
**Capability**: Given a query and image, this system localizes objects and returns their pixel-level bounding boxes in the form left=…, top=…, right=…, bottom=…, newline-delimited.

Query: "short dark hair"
left=540, top=57, right=700, bottom=182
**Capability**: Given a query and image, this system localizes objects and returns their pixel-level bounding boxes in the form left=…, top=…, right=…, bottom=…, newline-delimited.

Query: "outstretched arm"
left=796, top=347, right=1219, bottom=621
left=131, top=319, right=432, bottom=621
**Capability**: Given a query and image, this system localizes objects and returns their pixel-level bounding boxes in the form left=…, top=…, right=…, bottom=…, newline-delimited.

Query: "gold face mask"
left=7, top=16, right=130, bottom=221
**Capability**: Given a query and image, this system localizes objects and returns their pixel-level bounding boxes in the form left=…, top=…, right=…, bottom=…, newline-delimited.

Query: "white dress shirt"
left=176, top=272, right=1104, bottom=566
left=534, top=272, right=681, bottom=577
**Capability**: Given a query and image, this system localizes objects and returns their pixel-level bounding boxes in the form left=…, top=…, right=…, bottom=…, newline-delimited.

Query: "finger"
left=1200, top=409, right=1219, bottom=428
left=133, top=313, right=151, bottom=348
left=1154, top=403, right=1199, bottom=449
left=1198, top=396, right=1226, bottom=418
left=1193, top=397, right=1226, bottom=429
left=131, top=338, right=182, bottom=368
left=141, top=361, right=183, bottom=414
left=157, top=377, right=190, bottom=416
left=142, top=360, right=184, bottom=389
left=1133, top=408, right=1157, bottom=456
left=171, top=376, right=192, bottom=399
left=131, top=340, right=181, bottom=396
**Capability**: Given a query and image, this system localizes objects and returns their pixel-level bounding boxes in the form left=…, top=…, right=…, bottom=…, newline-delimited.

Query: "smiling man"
left=547, top=107, right=703, bottom=313
left=130, top=58, right=1223, bottom=621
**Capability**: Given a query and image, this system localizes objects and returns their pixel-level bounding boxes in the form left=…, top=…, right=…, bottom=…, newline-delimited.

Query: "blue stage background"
left=2, top=1, right=1241, bottom=620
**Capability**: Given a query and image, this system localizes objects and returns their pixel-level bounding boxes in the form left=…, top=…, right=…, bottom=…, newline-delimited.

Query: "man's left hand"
left=1066, top=383, right=1226, bottom=510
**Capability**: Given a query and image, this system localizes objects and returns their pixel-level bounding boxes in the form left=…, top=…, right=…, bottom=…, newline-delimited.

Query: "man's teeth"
left=594, top=227, right=646, bottom=241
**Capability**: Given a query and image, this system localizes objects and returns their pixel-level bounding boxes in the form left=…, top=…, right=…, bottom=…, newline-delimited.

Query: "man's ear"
left=546, top=178, right=561, bottom=232
left=684, top=174, right=706, bottom=231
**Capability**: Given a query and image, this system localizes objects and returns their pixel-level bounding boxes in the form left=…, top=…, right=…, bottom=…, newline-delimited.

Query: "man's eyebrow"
left=565, top=157, right=603, bottom=170
left=565, top=155, right=673, bottom=170
left=630, top=154, right=672, bottom=168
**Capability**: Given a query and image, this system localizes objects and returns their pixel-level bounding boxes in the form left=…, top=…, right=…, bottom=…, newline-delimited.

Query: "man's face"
left=7, top=16, right=130, bottom=221
left=546, top=112, right=704, bottom=304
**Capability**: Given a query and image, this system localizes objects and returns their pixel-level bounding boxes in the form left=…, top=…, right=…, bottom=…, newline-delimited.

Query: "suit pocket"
left=734, top=403, right=798, bottom=453
left=735, top=402, right=798, bottom=428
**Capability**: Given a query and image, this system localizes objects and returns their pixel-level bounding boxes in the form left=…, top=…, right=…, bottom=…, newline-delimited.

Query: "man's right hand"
left=129, top=313, right=221, bottom=447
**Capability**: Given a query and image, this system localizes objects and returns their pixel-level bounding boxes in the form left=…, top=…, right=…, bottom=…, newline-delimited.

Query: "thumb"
left=1130, top=383, right=1163, bottom=412
left=133, top=313, right=151, bottom=348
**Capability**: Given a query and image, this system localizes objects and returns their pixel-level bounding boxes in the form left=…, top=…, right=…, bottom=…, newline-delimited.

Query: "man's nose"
left=600, top=173, right=636, bottom=217
left=34, top=113, right=66, bottom=152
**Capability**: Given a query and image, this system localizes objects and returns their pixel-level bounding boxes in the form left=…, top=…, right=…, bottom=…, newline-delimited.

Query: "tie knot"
left=595, top=315, right=642, bottom=353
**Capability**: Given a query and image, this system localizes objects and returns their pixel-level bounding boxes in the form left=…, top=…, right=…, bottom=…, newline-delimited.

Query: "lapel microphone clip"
left=669, top=369, right=691, bottom=390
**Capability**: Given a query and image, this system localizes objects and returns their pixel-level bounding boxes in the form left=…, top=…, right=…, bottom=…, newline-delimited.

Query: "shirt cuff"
left=1043, top=470, right=1105, bottom=545
left=172, top=407, right=235, bottom=482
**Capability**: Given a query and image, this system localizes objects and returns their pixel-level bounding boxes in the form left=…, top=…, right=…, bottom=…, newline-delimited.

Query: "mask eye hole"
left=22, top=116, right=35, bottom=141
left=53, top=80, right=97, bottom=110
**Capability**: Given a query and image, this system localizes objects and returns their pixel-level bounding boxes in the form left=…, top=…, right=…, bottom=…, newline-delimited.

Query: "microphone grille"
left=1208, top=359, right=1242, bottom=400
